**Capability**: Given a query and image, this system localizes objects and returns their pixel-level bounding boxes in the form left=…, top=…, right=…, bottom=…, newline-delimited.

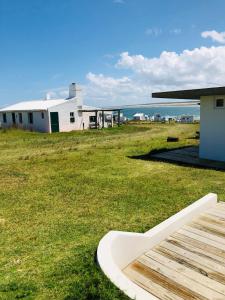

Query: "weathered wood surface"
left=123, top=202, right=225, bottom=300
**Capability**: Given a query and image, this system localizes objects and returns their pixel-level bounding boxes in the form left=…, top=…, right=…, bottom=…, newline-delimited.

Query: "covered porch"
left=80, top=108, right=122, bottom=129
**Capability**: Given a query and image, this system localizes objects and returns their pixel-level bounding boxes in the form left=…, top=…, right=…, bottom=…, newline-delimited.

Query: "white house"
left=152, top=86, right=225, bottom=162
left=152, top=113, right=162, bottom=122
left=133, top=113, right=146, bottom=121
left=179, top=115, right=194, bottom=123
left=0, top=83, right=117, bottom=133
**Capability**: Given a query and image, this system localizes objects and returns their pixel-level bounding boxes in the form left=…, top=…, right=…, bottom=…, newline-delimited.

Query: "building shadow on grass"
left=129, top=145, right=225, bottom=171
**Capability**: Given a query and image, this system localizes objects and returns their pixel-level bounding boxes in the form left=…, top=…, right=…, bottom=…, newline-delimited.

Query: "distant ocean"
left=122, top=106, right=200, bottom=120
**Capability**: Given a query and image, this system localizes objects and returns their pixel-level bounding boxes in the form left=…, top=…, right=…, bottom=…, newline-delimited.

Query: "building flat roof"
left=152, top=86, right=225, bottom=100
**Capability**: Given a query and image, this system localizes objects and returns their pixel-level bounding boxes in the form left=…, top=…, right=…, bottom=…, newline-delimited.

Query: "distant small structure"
left=152, top=113, right=162, bottom=122
left=133, top=113, right=146, bottom=121
left=178, top=115, right=194, bottom=123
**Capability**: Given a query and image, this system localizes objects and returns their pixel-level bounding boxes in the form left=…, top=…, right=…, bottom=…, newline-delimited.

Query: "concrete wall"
left=0, top=111, right=50, bottom=132
left=200, top=95, right=225, bottom=162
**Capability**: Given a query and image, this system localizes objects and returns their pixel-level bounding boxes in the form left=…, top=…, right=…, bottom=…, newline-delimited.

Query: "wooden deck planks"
left=124, top=264, right=185, bottom=300
left=145, top=250, right=225, bottom=296
left=124, top=203, right=225, bottom=300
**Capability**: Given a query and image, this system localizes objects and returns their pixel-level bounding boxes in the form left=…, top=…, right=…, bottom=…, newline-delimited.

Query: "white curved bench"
left=97, top=193, right=221, bottom=300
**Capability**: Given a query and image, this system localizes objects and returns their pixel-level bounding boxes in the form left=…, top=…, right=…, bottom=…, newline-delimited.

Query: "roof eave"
left=152, top=86, right=225, bottom=100
left=0, top=109, right=48, bottom=112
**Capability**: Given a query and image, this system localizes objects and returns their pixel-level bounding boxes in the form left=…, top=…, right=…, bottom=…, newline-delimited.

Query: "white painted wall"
left=200, top=95, right=225, bottom=162
left=48, top=100, right=103, bottom=132
left=49, top=99, right=81, bottom=132
left=0, top=111, right=50, bottom=132
left=133, top=113, right=146, bottom=121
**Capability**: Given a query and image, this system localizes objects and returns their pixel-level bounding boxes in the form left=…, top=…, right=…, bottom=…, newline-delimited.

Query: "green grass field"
left=1, top=123, right=225, bottom=300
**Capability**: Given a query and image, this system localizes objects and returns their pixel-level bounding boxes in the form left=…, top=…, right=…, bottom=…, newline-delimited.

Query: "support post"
left=102, top=110, right=104, bottom=128
left=95, top=110, right=98, bottom=129
left=117, top=110, right=120, bottom=127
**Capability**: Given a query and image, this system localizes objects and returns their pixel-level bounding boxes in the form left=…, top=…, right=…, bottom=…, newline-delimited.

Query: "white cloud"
left=113, top=0, right=125, bottom=4
left=42, top=86, right=68, bottom=99
left=84, top=72, right=150, bottom=106
left=51, top=73, right=63, bottom=80
left=201, top=30, right=225, bottom=43
left=116, top=47, right=225, bottom=89
left=169, top=28, right=181, bottom=35
left=145, top=28, right=162, bottom=37
left=145, top=28, right=181, bottom=37
left=46, top=46, right=225, bottom=106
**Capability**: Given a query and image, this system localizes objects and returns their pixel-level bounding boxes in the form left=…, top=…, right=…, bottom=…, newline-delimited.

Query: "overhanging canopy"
left=152, top=86, right=225, bottom=100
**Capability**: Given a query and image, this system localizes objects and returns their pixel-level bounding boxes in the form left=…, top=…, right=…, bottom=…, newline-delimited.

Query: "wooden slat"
left=124, top=264, right=185, bottom=300
left=205, top=210, right=225, bottom=221
left=167, top=236, right=225, bottom=266
left=175, top=228, right=225, bottom=252
left=138, top=255, right=224, bottom=300
left=210, top=205, right=225, bottom=216
left=128, top=260, right=207, bottom=300
left=184, top=224, right=225, bottom=246
left=145, top=249, right=225, bottom=295
left=199, top=214, right=225, bottom=228
left=189, top=221, right=225, bottom=241
left=216, top=202, right=225, bottom=208
left=157, top=240, right=225, bottom=284
left=192, top=219, right=225, bottom=238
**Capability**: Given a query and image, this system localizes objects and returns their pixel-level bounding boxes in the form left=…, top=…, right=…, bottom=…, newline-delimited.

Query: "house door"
left=12, top=112, right=16, bottom=125
left=50, top=112, right=59, bottom=132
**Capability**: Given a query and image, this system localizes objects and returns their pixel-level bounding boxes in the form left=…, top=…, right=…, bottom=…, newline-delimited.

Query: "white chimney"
left=68, top=83, right=83, bottom=106
left=69, top=83, right=78, bottom=98
left=45, top=93, right=51, bottom=100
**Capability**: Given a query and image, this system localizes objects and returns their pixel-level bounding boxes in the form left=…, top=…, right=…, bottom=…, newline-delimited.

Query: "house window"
left=3, top=113, right=7, bottom=123
left=70, top=112, right=75, bottom=123
left=215, top=98, right=224, bottom=108
left=19, top=113, right=23, bottom=123
left=41, top=112, right=44, bottom=119
left=89, top=116, right=96, bottom=123
left=28, top=112, right=33, bottom=124
left=12, top=112, right=16, bottom=124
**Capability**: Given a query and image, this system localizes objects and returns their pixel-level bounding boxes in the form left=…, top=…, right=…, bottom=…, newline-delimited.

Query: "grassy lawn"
left=1, top=123, right=225, bottom=300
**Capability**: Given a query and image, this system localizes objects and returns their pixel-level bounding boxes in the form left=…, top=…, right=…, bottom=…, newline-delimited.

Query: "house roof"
left=152, top=86, right=225, bottom=100
left=81, top=105, right=101, bottom=110
left=0, top=99, right=67, bottom=112
left=133, top=113, right=145, bottom=117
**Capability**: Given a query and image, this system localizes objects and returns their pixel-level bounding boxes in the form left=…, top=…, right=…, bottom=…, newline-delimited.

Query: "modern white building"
left=133, top=113, right=146, bottom=121
left=152, top=86, right=225, bottom=162
left=0, top=83, right=119, bottom=133
left=152, top=113, right=162, bottom=122
left=179, top=115, right=194, bottom=123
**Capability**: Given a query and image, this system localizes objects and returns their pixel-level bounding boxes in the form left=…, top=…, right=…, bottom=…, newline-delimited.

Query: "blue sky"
left=1, top=0, right=225, bottom=106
